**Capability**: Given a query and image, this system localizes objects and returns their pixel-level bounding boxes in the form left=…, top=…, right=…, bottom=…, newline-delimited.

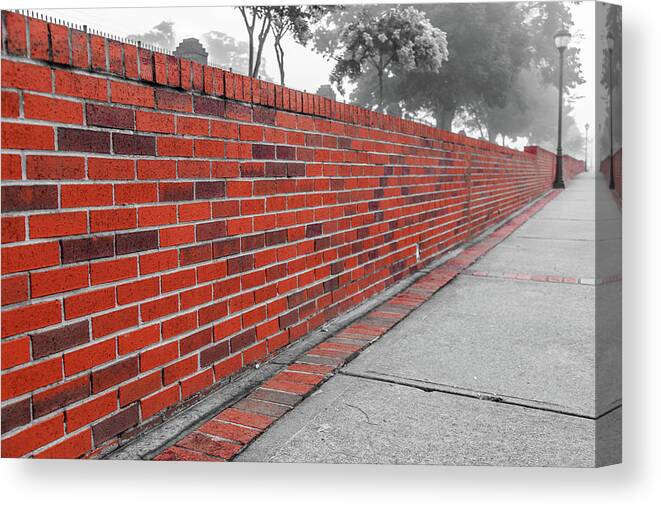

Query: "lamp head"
left=554, top=29, right=572, bottom=50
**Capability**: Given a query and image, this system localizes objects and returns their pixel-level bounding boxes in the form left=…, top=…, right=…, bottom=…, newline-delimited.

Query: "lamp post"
left=553, top=29, right=571, bottom=189
left=584, top=123, right=589, bottom=172
left=607, top=32, right=615, bottom=189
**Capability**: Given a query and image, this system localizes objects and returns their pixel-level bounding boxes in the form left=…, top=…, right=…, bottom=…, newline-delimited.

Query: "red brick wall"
left=600, top=148, right=622, bottom=198
left=0, top=12, right=583, bottom=458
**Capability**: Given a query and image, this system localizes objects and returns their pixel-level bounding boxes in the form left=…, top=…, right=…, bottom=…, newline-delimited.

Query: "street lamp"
left=607, top=32, right=615, bottom=189
left=585, top=123, right=589, bottom=172
left=553, top=28, right=571, bottom=189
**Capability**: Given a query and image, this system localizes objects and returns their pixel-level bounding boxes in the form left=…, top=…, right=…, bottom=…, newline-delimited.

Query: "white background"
left=1, top=0, right=659, bottom=505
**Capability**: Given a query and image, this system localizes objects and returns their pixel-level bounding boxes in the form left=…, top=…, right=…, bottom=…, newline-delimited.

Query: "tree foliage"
left=329, top=7, right=448, bottom=111
left=128, top=21, right=176, bottom=51
left=202, top=31, right=273, bottom=81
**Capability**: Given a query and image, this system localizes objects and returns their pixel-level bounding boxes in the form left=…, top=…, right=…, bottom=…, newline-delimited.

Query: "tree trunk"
left=434, top=104, right=455, bottom=131
left=377, top=69, right=384, bottom=112
left=252, top=16, right=271, bottom=78
left=275, top=40, right=285, bottom=86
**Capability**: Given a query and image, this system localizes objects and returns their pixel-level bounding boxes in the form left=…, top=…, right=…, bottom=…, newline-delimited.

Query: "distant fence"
left=600, top=148, right=623, bottom=199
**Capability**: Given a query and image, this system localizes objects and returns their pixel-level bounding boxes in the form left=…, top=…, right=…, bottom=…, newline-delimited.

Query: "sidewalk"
left=235, top=172, right=622, bottom=466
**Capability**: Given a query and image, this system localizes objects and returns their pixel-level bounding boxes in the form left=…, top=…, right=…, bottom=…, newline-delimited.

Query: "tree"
left=329, top=7, right=448, bottom=111
left=316, top=84, right=337, bottom=100
left=202, top=31, right=273, bottom=81
left=271, top=6, right=329, bottom=85
left=237, top=6, right=273, bottom=78
left=128, top=21, right=175, bottom=51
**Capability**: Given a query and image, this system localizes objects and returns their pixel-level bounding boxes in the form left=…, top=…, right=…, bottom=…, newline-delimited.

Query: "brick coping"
left=146, top=189, right=562, bottom=462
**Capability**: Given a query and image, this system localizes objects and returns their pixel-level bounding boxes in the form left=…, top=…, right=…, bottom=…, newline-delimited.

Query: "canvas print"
left=0, top=1, right=621, bottom=466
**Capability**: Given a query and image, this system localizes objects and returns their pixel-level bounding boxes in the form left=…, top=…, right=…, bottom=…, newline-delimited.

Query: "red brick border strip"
left=152, top=190, right=562, bottom=461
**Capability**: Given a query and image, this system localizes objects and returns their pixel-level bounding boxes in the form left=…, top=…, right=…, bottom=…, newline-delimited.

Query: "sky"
left=34, top=1, right=596, bottom=158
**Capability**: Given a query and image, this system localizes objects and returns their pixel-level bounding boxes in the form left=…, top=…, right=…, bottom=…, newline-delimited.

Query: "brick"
left=1, top=216, right=24, bottom=244
left=1, top=123, right=54, bottom=150
left=61, top=184, right=114, bottom=208
left=86, top=103, right=135, bottom=129
left=34, top=429, right=92, bottom=459
left=118, top=371, right=161, bottom=407
left=24, top=94, right=84, bottom=124
left=211, top=120, right=238, bottom=139
left=139, top=249, right=179, bottom=274
left=92, top=306, right=138, bottom=338
left=115, top=182, right=158, bottom=204
left=58, top=127, right=111, bottom=153
left=140, top=341, right=178, bottom=372
left=155, top=89, right=192, bottom=112
left=157, top=136, right=193, bottom=157
left=252, top=144, right=275, bottom=159
left=49, top=22, right=71, bottom=65
left=180, top=244, right=212, bottom=266
left=213, top=354, right=242, bottom=379
left=178, top=160, right=211, bottom=178
left=196, top=220, right=227, bottom=241
left=1, top=300, right=62, bottom=339
left=199, top=341, right=229, bottom=368
left=110, top=81, right=155, bottom=107
left=1, top=154, right=21, bottom=180
left=1, top=274, right=28, bottom=306
left=177, top=116, right=209, bottom=136
left=1, top=398, right=31, bottom=435
left=136, top=110, right=175, bottom=133
left=179, top=202, right=211, bottom=223
left=161, top=311, right=197, bottom=339
left=1, top=185, right=58, bottom=212
left=92, top=356, right=139, bottom=393
left=180, top=369, right=214, bottom=399
left=194, top=96, right=225, bottom=117
left=61, top=235, right=114, bottom=264
left=88, top=157, right=135, bottom=180
left=55, top=70, right=107, bottom=101
left=138, top=205, right=178, bottom=227
left=1, top=336, right=30, bottom=370
left=90, top=257, right=138, bottom=285
left=177, top=431, right=242, bottom=459
left=31, top=320, right=90, bottom=359
left=234, top=398, right=289, bottom=418
left=163, top=355, right=198, bottom=385
left=116, top=230, right=159, bottom=255
left=248, top=387, right=302, bottom=407
left=3, top=11, right=27, bottom=55
left=63, top=339, right=116, bottom=376
left=30, top=264, right=89, bottom=298
left=154, top=446, right=221, bottom=462
left=112, top=133, right=156, bottom=156
left=159, top=182, right=194, bottom=202
left=29, top=211, right=87, bottom=238
left=92, top=404, right=139, bottom=444
left=70, top=30, right=89, bottom=68
left=1, top=61, right=50, bottom=92
left=180, top=327, right=213, bottom=356
left=90, top=35, right=106, bottom=70
left=261, top=378, right=315, bottom=395
left=216, top=407, right=274, bottom=430
left=194, top=139, right=225, bottom=158
left=1, top=357, right=62, bottom=400
left=117, top=324, right=160, bottom=355
left=1, top=414, right=64, bottom=458
left=137, top=159, right=177, bottom=179
left=90, top=208, right=136, bottom=232
left=66, top=391, right=117, bottom=432
left=199, top=419, right=260, bottom=444
left=64, top=287, right=115, bottom=319
left=32, top=375, right=90, bottom=418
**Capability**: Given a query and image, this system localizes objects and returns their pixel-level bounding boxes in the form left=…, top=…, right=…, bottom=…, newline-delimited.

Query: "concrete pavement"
left=237, top=172, right=622, bottom=467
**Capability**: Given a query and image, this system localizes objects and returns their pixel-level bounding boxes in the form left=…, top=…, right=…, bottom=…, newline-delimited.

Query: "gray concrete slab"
left=237, top=374, right=599, bottom=467
left=344, top=275, right=599, bottom=417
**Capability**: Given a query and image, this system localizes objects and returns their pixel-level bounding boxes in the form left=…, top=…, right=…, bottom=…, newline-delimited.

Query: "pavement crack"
left=339, top=370, right=619, bottom=421
left=344, top=403, right=378, bottom=425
